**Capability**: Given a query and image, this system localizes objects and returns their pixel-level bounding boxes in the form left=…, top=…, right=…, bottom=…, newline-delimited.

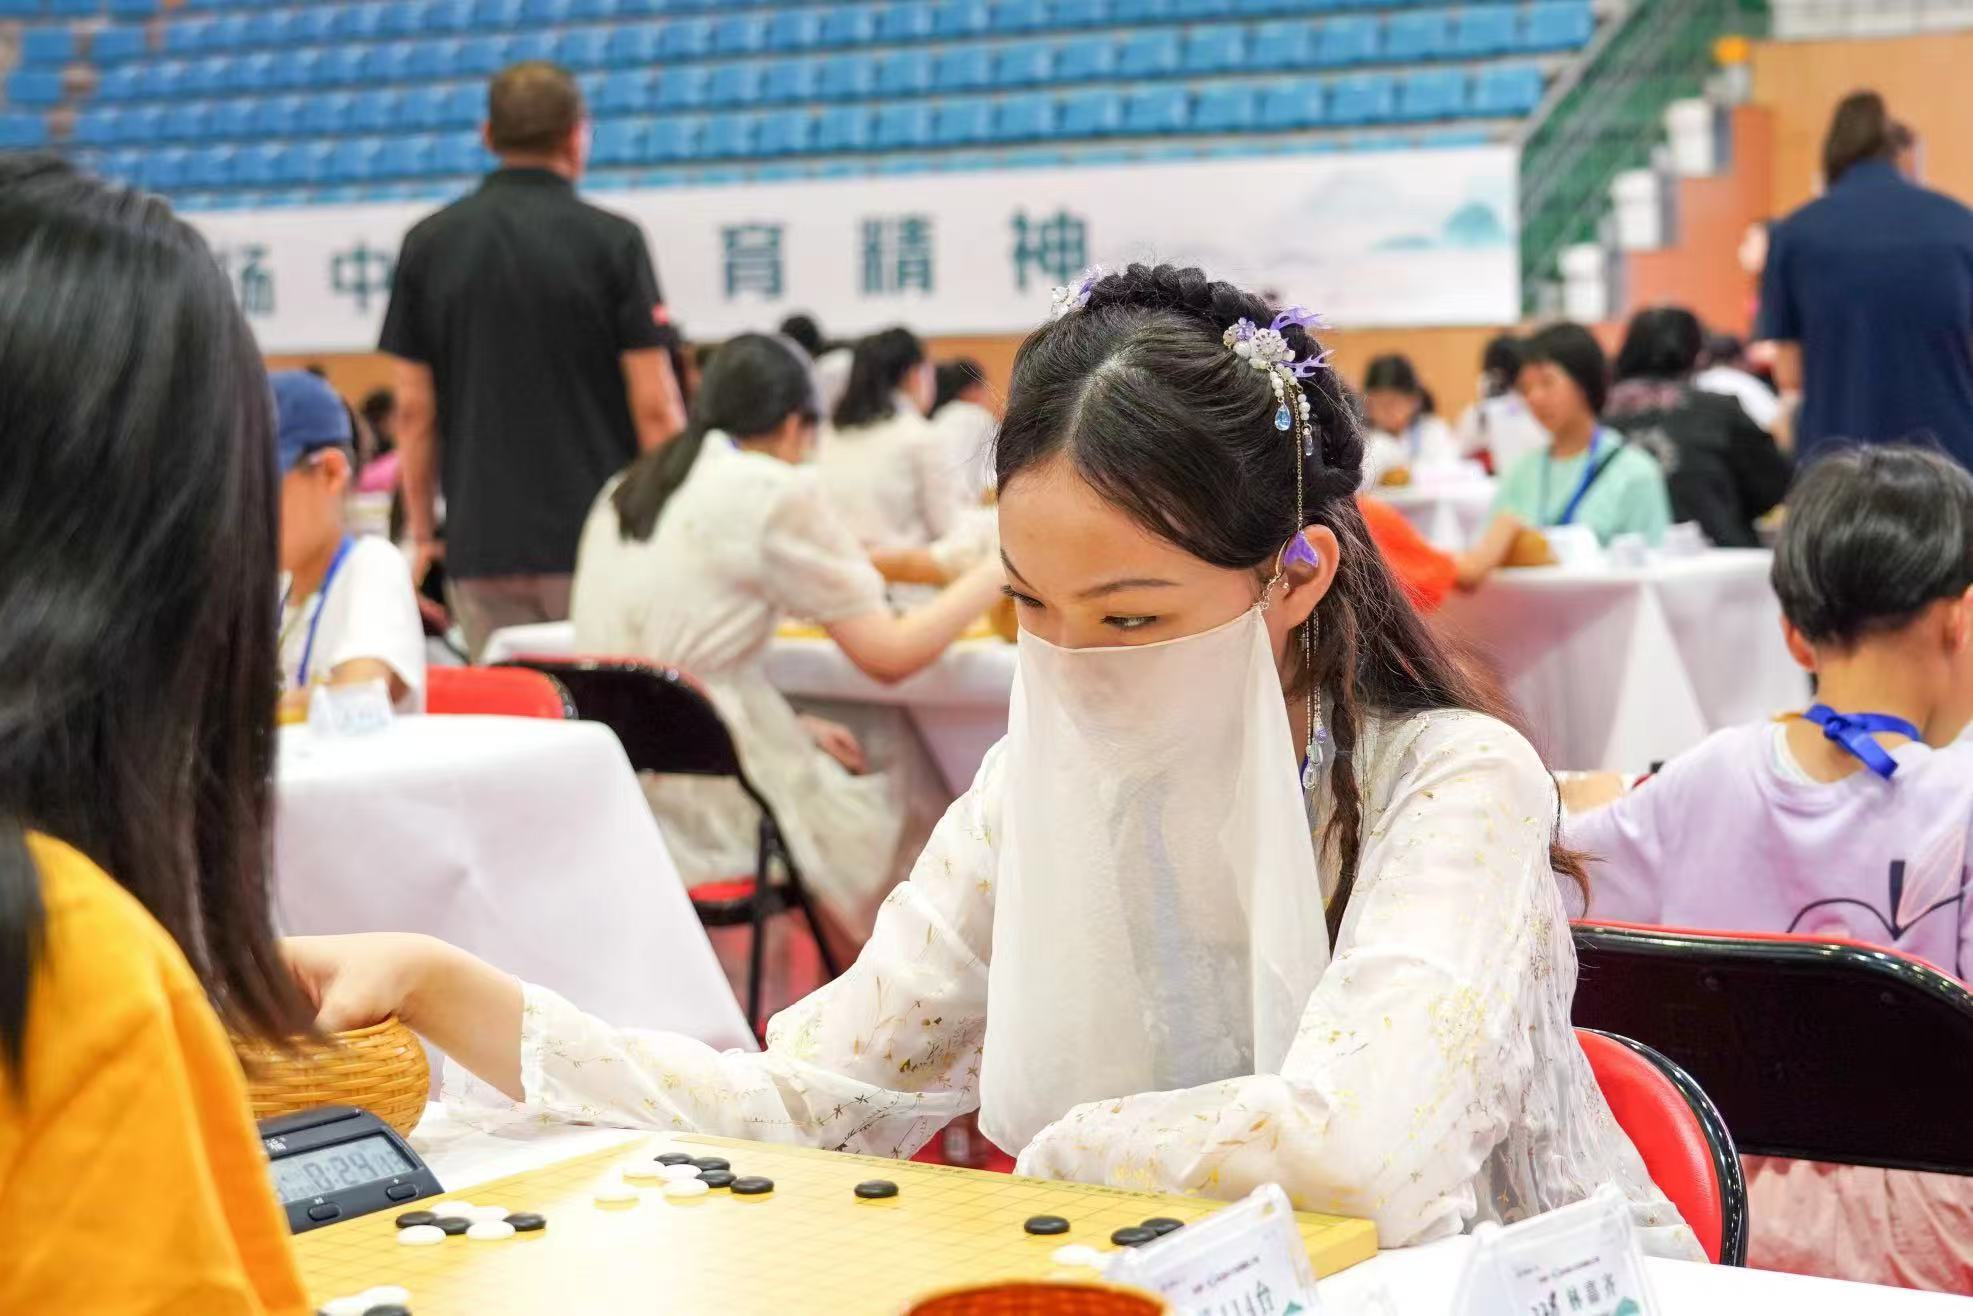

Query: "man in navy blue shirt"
left=1760, top=91, right=1973, bottom=468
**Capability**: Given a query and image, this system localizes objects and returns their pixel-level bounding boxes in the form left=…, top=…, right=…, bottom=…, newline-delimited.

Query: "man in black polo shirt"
left=380, top=61, right=683, bottom=657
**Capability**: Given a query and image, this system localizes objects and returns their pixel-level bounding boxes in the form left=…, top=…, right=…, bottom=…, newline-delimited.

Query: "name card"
left=307, top=679, right=395, bottom=739
left=1453, top=1186, right=1657, bottom=1316
left=1106, top=1185, right=1324, bottom=1316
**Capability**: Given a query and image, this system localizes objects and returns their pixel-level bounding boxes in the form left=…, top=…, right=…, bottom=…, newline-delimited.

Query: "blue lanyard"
left=1801, top=704, right=1923, bottom=779
left=283, top=535, right=354, bottom=689
left=1538, top=428, right=1609, bottom=527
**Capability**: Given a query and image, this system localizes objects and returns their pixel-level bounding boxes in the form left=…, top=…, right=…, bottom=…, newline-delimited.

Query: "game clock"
left=260, top=1105, right=443, bottom=1233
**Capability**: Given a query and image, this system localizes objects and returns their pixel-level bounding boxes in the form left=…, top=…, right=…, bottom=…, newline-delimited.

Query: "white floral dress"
left=457, top=708, right=1702, bottom=1257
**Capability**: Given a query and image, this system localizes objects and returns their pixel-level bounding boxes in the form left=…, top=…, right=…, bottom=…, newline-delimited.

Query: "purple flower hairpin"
left=1047, top=265, right=1105, bottom=322
left=1269, top=306, right=1336, bottom=379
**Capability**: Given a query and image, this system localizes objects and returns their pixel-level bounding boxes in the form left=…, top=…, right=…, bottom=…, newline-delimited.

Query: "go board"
left=296, top=1133, right=1378, bottom=1314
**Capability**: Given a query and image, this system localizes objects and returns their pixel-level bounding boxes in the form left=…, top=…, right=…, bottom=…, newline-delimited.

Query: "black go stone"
left=363, top=1307, right=412, bottom=1316
left=1109, top=1226, right=1158, bottom=1248
left=690, top=1156, right=731, bottom=1172
left=434, top=1216, right=472, bottom=1236
left=505, top=1212, right=547, bottom=1232
left=699, top=1170, right=737, bottom=1189
left=1023, top=1215, right=1071, bottom=1236
left=854, top=1180, right=900, bottom=1200
left=731, top=1176, right=775, bottom=1195
left=1142, top=1217, right=1185, bottom=1236
left=392, top=1211, right=437, bottom=1230
left=655, top=1152, right=695, bottom=1166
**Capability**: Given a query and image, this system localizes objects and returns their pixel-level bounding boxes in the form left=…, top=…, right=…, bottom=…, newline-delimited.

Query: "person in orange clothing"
left=1355, top=494, right=1519, bottom=613
left=0, top=157, right=313, bottom=1313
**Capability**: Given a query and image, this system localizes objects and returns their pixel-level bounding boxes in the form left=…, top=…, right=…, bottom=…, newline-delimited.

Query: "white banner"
left=190, top=145, right=1518, bottom=354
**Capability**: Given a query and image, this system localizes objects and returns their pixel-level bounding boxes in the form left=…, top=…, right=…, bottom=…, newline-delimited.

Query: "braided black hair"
left=995, top=262, right=1585, bottom=937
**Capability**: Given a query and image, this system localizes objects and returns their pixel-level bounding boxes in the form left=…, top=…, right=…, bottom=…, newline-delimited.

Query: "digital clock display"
left=268, top=1133, right=414, bottom=1202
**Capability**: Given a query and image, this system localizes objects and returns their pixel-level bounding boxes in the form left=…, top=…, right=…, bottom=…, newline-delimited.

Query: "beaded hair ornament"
left=1048, top=266, right=1337, bottom=791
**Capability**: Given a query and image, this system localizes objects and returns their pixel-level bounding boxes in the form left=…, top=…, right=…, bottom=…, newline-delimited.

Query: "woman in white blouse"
left=1360, top=354, right=1461, bottom=487
left=567, top=334, right=1004, bottom=935
left=815, top=327, right=974, bottom=554
left=289, top=268, right=1698, bottom=1258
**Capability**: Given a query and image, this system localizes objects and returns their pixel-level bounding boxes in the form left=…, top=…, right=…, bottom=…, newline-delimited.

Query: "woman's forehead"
left=998, top=456, right=1223, bottom=592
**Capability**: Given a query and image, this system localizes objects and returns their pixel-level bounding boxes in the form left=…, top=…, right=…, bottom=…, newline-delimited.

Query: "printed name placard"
left=1106, top=1185, right=1324, bottom=1316
left=308, top=679, right=394, bottom=739
left=1452, top=1186, right=1658, bottom=1316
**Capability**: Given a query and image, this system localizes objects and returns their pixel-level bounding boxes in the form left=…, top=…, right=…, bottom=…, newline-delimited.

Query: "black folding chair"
left=1572, top=920, right=1973, bottom=1175
left=500, top=656, right=842, bottom=1035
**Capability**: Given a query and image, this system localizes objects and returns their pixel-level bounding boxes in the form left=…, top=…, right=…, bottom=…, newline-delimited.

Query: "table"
left=1437, top=550, right=1808, bottom=772
left=411, top=1115, right=1965, bottom=1315
left=1372, top=480, right=1497, bottom=549
left=274, top=715, right=752, bottom=1050
left=764, top=636, right=1016, bottom=795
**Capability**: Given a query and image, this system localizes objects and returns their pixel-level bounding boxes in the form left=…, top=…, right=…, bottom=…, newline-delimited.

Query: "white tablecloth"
left=274, top=715, right=752, bottom=1049
left=1437, top=550, right=1808, bottom=772
left=764, top=636, right=1016, bottom=794
left=1372, top=480, right=1497, bottom=549
left=411, top=1113, right=1964, bottom=1315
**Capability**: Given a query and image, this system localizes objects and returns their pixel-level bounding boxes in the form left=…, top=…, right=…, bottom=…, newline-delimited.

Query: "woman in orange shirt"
left=0, top=157, right=313, bottom=1312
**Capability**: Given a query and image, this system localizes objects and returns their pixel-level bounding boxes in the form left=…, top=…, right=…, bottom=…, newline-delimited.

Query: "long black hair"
left=1479, top=333, right=1525, bottom=398
left=1774, top=445, right=1973, bottom=648
left=994, top=263, right=1585, bottom=937
left=933, top=357, right=985, bottom=414
left=1362, top=353, right=1436, bottom=415
left=1613, top=306, right=1704, bottom=383
left=611, top=332, right=819, bottom=542
left=0, top=156, right=310, bottom=1077
left=1823, top=89, right=1897, bottom=186
left=832, top=326, right=924, bottom=430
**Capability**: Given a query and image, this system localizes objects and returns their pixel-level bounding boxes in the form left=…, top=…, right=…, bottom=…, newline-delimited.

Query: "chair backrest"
left=498, top=658, right=751, bottom=783
left=1577, top=1028, right=1741, bottom=1265
left=1573, top=921, right=1973, bottom=1175
left=426, top=666, right=574, bottom=720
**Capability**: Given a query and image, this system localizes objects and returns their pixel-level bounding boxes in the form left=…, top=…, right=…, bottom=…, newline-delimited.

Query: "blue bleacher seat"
left=74, top=107, right=122, bottom=146
left=1173, top=0, right=1229, bottom=14
left=1314, top=16, right=1378, bottom=66
left=757, top=109, right=814, bottom=156
left=298, top=91, right=353, bottom=137
left=874, top=102, right=933, bottom=149
left=655, top=66, right=710, bottom=110
left=875, top=50, right=932, bottom=96
left=5, top=70, right=64, bottom=107
left=704, top=114, right=758, bottom=159
left=711, top=15, right=765, bottom=55
left=1257, top=78, right=1324, bottom=129
left=1526, top=1, right=1595, bottom=51
left=877, top=3, right=933, bottom=42
left=93, top=24, right=148, bottom=63
left=509, top=30, right=556, bottom=64
left=233, top=144, right=279, bottom=186
left=1059, top=88, right=1122, bottom=137
left=990, top=0, right=1045, bottom=31
left=758, top=59, right=816, bottom=104
left=378, top=136, right=435, bottom=180
left=520, top=0, right=569, bottom=21
left=1051, top=0, right=1108, bottom=24
left=1247, top=20, right=1311, bottom=70
left=1396, top=68, right=1468, bottom=121
left=108, top=0, right=157, bottom=16
left=1473, top=62, right=1544, bottom=116
left=933, top=97, right=993, bottom=146
left=1123, top=86, right=1188, bottom=134
left=211, top=98, right=255, bottom=139
left=1054, top=35, right=1114, bottom=82
left=931, top=0, right=989, bottom=38
left=439, top=84, right=482, bottom=129
left=557, top=28, right=611, bottom=68
left=191, top=145, right=237, bottom=188
left=764, top=8, right=821, bottom=51
left=458, top=35, right=514, bottom=76
left=814, top=106, right=872, bottom=152
left=706, top=62, right=762, bottom=106
left=324, top=138, right=377, bottom=184
left=95, top=66, right=140, bottom=102
left=0, top=112, right=48, bottom=149
left=0, top=0, right=43, bottom=17
left=1116, top=29, right=1180, bottom=78
left=994, top=41, right=1053, bottom=87
left=401, top=39, right=448, bottom=83
left=593, top=119, right=646, bottom=165
left=1192, top=84, right=1254, bottom=132
left=398, top=85, right=447, bottom=130
left=658, top=18, right=712, bottom=60
left=384, top=0, right=434, bottom=34
left=140, top=148, right=188, bottom=192
left=818, top=5, right=876, bottom=46
left=253, top=95, right=302, bottom=137
left=816, top=54, right=874, bottom=100
left=606, top=22, right=659, bottom=65
left=439, top=134, right=493, bottom=177
left=1182, top=26, right=1245, bottom=73
left=469, top=0, right=522, bottom=28
left=48, top=0, right=96, bottom=13
left=189, top=55, right=234, bottom=96
left=995, top=92, right=1055, bottom=141
left=242, top=10, right=293, bottom=49
left=292, top=8, right=336, bottom=43
left=1384, top=11, right=1451, bottom=61
left=568, top=0, right=616, bottom=20
left=429, top=0, right=474, bottom=32
left=122, top=104, right=165, bottom=142
left=1451, top=6, right=1518, bottom=57
left=353, top=89, right=405, bottom=134
left=659, top=116, right=712, bottom=161
left=1112, top=0, right=1168, bottom=18
left=20, top=25, right=75, bottom=65
left=932, top=46, right=990, bottom=92
left=1328, top=71, right=1397, bottom=124
left=206, top=13, right=249, bottom=48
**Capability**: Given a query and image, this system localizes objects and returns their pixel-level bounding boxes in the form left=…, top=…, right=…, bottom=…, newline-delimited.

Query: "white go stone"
left=467, top=1219, right=517, bottom=1241
left=658, top=1163, right=704, bottom=1183
left=622, top=1161, right=672, bottom=1182
left=427, top=1200, right=476, bottom=1215
left=662, top=1178, right=712, bottom=1201
left=593, top=1181, right=641, bottom=1205
left=1051, top=1245, right=1107, bottom=1268
left=395, top=1225, right=447, bottom=1247
left=321, top=1298, right=369, bottom=1316
left=357, top=1286, right=411, bottom=1307
left=466, top=1204, right=512, bottom=1222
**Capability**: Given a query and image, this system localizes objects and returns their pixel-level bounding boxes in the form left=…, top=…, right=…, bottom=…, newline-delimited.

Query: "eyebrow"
left=1000, top=549, right=1178, bottom=600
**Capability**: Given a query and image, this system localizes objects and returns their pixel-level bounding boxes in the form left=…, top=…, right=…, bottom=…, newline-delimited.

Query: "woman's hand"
left=285, top=932, right=442, bottom=1032
left=800, top=713, right=869, bottom=774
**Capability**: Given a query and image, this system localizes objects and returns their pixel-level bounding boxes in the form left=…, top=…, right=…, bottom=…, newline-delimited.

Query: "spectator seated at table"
left=1488, top=323, right=1674, bottom=549
left=1355, top=495, right=1514, bottom=610
left=1564, top=444, right=1973, bottom=1292
left=1454, top=334, right=1548, bottom=475
left=932, top=356, right=999, bottom=505
left=1360, top=354, right=1460, bottom=487
left=1604, top=307, right=1792, bottom=550
left=0, top=157, right=313, bottom=1312
left=272, top=371, right=428, bottom=717
left=569, top=333, right=1005, bottom=939
left=814, top=328, right=977, bottom=563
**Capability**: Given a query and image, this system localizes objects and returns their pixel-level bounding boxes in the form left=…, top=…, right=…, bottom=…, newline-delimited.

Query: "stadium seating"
left=1, top=0, right=1599, bottom=205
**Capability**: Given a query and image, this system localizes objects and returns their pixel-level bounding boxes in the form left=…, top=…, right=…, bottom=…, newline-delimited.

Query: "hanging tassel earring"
left=1302, top=618, right=1326, bottom=792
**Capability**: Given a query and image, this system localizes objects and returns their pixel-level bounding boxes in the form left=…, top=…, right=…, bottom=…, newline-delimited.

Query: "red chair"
left=426, top=666, right=574, bottom=720
left=498, top=656, right=841, bottom=1034
left=1577, top=1027, right=1744, bottom=1265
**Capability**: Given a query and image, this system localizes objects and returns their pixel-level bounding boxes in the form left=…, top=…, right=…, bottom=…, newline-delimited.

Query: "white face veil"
left=979, top=606, right=1332, bottom=1155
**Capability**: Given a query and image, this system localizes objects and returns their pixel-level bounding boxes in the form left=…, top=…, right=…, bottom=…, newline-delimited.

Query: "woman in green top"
left=1491, top=322, right=1672, bottom=546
